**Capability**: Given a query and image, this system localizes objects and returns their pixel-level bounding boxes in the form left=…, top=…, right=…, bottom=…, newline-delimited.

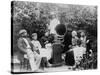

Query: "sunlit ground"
left=12, top=64, right=75, bottom=73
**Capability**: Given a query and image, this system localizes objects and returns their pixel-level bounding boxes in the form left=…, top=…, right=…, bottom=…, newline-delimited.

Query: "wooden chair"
left=20, top=54, right=30, bottom=71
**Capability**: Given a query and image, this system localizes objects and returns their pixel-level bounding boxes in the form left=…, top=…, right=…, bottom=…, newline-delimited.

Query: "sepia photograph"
left=11, top=1, right=97, bottom=73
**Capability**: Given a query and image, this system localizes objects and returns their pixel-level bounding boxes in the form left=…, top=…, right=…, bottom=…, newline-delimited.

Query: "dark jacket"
left=63, top=32, right=72, bottom=52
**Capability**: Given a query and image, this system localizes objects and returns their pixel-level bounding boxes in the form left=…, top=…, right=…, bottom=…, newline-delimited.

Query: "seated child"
left=31, top=33, right=42, bottom=54
left=31, top=33, right=42, bottom=70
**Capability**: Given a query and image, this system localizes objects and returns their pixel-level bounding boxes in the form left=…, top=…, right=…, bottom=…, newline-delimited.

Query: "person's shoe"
left=47, top=62, right=52, bottom=67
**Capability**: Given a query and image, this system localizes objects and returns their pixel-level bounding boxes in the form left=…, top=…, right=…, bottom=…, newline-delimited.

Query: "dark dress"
left=63, top=32, right=72, bottom=52
left=40, top=35, right=54, bottom=48
left=40, top=36, right=49, bottom=48
left=63, top=32, right=75, bottom=66
left=65, top=51, right=75, bottom=66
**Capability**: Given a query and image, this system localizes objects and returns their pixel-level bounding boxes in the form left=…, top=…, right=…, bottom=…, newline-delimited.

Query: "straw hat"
left=19, top=29, right=27, bottom=35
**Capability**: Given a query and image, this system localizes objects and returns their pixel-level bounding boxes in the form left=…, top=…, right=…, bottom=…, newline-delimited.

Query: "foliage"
left=12, top=1, right=97, bottom=69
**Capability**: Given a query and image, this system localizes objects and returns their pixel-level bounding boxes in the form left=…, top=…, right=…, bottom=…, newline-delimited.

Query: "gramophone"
left=54, top=24, right=66, bottom=44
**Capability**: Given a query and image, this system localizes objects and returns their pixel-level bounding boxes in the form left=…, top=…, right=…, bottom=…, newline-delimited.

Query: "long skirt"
left=65, top=50, right=75, bottom=66
left=39, top=47, right=52, bottom=61
left=27, top=49, right=41, bottom=71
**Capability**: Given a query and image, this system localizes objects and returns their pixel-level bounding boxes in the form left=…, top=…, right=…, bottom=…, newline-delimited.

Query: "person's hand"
left=86, top=40, right=89, bottom=43
left=62, top=53, right=66, bottom=59
left=45, top=41, right=49, bottom=44
left=69, top=45, right=72, bottom=48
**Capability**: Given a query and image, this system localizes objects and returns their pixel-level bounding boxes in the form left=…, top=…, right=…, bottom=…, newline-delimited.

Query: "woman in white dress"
left=31, top=33, right=52, bottom=68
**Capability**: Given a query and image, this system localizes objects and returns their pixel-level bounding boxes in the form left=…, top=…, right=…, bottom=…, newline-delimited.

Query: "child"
left=31, top=33, right=42, bottom=70
left=72, top=39, right=86, bottom=67
left=71, top=31, right=79, bottom=48
left=31, top=33, right=51, bottom=68
left=80, top=31, right=86, bottom=47
left=31, top=33, right=42, bottom=53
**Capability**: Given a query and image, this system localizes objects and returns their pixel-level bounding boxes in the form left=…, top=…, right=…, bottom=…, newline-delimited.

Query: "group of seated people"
left=17, top=28, right=91, bottom=71
left=17, top=29, right=54, bottom=71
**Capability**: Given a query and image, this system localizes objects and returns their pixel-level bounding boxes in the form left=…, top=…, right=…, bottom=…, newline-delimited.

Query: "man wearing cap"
left=17, top=29, right=38, bottom=71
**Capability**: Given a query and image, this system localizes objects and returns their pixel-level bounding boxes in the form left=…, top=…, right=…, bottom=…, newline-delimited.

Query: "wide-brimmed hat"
left=19, top=29, right=27, bottom=35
